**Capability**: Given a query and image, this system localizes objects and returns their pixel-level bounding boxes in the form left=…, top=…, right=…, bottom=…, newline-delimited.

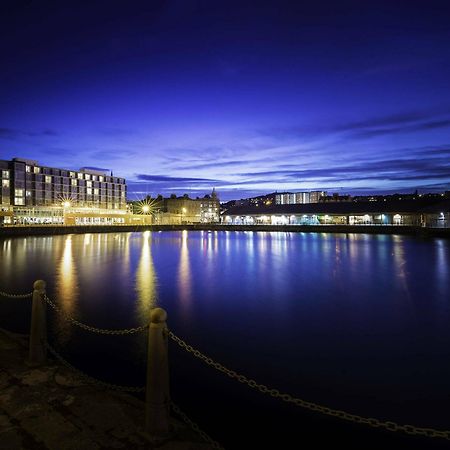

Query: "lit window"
left=71, top=179, right=77, bottom=186
left=14, top=197, right=24, bottom=205
left=69, top=171, right=75, bottom=178
left=92, top=175, right=97, bottom=181
left=34, top=167, right=40, bottom=174
left=93, top=188, right=99, bottom=195
left=99, top=176, right=104, bottom=182
left=86, top=180, right=92, bottom=187
left=25, top=165, right=31, bottom=173
left=85, top=174, right=91, bottom=180
left=87, top=188, right=92, bottom=195
left=2, top=179, right=9, bottom=188
left=2, top=170, right=9, bottom=179
left=77, top=173, right=83, bottom=179
left=15, top=188, right=24, bottom=197
left=45, top=175, right=52, bottom=183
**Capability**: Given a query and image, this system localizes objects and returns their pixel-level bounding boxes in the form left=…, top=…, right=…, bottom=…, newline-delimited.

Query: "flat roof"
left=224, top=198, right=450, bottom=215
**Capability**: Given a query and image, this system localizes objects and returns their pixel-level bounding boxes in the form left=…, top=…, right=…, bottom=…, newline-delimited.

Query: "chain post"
left=29, top=279, right=47, bottom=365
left=145, top=307, right=170, bottom=436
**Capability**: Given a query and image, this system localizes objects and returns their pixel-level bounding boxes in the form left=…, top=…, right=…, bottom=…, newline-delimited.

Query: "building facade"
left=275, top=191, right=326, bottom=205
left=156, top=190, right=220, bottom=224
left=0, top=158, right=130, bottom=225
left=222, top=199, right=450, bottom=228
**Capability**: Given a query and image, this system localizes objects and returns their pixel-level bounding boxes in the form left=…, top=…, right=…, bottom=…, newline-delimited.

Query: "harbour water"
left=1, top=231, right=449, bottom=448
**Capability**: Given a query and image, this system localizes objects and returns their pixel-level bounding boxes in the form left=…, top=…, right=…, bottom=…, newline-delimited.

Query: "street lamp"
left=61, top=201, right=71, bottom=226
left=142, top=205, right=150, bottom=214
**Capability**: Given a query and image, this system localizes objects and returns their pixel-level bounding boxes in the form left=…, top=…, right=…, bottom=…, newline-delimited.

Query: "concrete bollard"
left=29, top=280, right=47, bottom=365
left=145, top=307, right=170, bottom=436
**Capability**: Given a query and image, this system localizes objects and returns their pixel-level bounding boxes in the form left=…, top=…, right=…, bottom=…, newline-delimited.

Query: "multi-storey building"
left=275, top=191, right=326, bottom=205
left=156, top=190, right=220, bottom=224
left=0, top=158, right=129, bottom=225
left=200, top=189, right=220, bottom=223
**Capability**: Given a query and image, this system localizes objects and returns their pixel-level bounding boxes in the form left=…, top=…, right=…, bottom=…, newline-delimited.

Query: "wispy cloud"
left=95, top=127, right=137, bottom=136
left=136, top=174, right=221, bottom=183
left=0, top=127, right=60, bottom=140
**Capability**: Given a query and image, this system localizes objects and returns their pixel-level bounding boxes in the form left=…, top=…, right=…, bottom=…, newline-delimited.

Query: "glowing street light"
left=142, top=205, right=150, bottom=214
left=62, top=201, right=71, bottom=208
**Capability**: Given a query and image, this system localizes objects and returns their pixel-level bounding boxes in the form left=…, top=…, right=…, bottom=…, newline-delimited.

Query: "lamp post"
left=142, top=205, right=150, bottom=225
left=62, top=201, right=71, bottom=225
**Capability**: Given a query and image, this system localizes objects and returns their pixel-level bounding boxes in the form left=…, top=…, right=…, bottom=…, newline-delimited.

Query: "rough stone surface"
left=0, top=328, right=217, bottom=449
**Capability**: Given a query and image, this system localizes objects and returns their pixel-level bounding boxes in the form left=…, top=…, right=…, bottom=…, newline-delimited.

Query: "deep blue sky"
left=1, top=0, right=450, bottom=200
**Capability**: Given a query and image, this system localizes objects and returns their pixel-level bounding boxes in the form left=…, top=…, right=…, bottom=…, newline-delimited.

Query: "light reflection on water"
left=0, top=231, right=450, bottom=387
left=177, top=230, right=192, bottom=319
left=135, top=230, right=157, bottom=321
left=55, top=235, right=79, bottom=342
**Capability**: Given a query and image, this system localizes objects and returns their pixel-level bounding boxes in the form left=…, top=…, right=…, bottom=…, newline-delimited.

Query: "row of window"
left=26, top=175, right=125, bottom=187
left=12, top=188, right=125, bottom=197
left=24, top=165, right=124, bottom=183
left=12, top=199, right=126, bottom=208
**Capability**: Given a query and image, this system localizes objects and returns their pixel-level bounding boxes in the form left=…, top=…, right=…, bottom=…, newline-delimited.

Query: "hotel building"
left=0, top=157, right=138, bottom=226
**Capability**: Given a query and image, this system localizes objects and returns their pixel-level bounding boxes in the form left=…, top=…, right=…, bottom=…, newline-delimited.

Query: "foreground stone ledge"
left=0, top=328, right=214, bottom=450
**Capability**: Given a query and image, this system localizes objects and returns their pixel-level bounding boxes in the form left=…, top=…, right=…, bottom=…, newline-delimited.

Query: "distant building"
left=156, top=190, right=220, bottom=224
left=320, top=192, right=352, bottom=203
left=221, top=198, right=450, bottom=228
left=200, top=189, right=220, bottom=223
left=275, top=191, right=326, bottom=205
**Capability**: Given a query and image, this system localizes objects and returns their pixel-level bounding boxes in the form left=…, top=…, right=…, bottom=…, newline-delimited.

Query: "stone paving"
left=0, top=329, right=214, bottom=450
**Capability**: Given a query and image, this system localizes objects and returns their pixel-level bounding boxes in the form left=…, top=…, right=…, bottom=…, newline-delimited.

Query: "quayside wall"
left=0, top=224, right=449, bottom=238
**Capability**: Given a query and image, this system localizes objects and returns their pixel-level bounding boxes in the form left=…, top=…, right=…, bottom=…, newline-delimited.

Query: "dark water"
left=1, top=231, right=449, bottom=449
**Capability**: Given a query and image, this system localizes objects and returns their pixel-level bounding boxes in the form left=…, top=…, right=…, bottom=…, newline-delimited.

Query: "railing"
left=0, top=281, right=221, bottom=449
left=2, top=281, right=450, bottom=446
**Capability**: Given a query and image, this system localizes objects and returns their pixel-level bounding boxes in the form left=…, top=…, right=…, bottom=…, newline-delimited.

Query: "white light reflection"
left=135, top=231, right=157, bottom=321
left=55, top=235, right=79, bottom=342
left=177, top=230, right=192, bottom=318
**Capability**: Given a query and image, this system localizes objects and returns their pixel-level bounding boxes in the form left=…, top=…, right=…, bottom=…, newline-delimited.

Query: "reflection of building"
left=157, top=190, right=220, bottom=224
left=0, top=157, right=144, bottom=226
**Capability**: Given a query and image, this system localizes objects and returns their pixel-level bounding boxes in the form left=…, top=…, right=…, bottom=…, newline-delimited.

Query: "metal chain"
left=0, top=290, right=33, bottom=299
left=44, top=294, right=148, bottom=335
left=171, top=401, right=225, bottom=450
left=46, top=341, right=145, bottom=393
left=168, top=330, right=450, bottom=441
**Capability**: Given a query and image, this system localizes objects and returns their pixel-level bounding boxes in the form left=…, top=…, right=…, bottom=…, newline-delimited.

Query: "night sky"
left=1, top=1, right=450, bottom=201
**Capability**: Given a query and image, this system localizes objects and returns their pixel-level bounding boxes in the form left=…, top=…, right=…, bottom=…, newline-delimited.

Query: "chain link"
left=44, top=294, right=148, bottom=335
left=168, top=330, right=450, bottom=441
left=0, top=289, right=33, bottom=299
left=46, top=341, right=145, bottom=393
left=171, top=401, right=224, bottom=450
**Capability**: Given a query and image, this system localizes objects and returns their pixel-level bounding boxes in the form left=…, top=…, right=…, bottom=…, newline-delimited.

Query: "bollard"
left=145, top=307, right=170, bottom=435
left=29, top=280, right=47, bottom=365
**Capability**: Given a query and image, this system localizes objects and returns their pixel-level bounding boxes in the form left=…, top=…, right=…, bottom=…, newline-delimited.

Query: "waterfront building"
left=156, top=190, right=220, bottom=224
left=0, top=157, right=150, bottom=226
left=275, top=191, right=327, bottom=205
left=222, top=198, right=450, bottom=228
